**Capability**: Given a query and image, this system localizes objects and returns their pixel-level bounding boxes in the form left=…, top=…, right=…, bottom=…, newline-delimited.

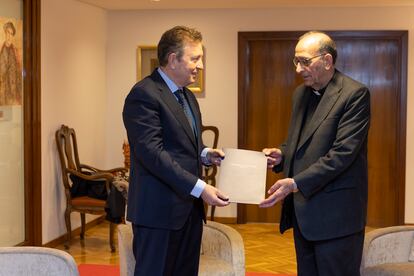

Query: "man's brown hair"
left=157, top=26, right=202, bottom=66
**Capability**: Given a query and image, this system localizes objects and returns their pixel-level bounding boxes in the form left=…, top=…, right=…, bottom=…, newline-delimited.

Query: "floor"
left=55, top=220, right=297, bottom=274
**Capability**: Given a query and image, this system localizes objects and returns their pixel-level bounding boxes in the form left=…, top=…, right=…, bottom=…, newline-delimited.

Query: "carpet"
left=78, top=264, right=120, bottom=276
left=246, top=273, right=294, bottom=276
left=78, top=264, right=294, bottom=276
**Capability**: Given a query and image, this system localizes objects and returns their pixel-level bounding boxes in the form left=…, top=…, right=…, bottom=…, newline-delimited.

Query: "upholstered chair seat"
left=0, top=247, right=79, bottom=276
left=363, top=263, right=414, bottom=276
left=117, top=220, right=245, bottom=276
left=361, top=225, right=414, bottom=276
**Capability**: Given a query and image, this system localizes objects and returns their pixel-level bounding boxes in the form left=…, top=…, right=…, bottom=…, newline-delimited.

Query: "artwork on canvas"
left=0, top=17, right=23, bottom=106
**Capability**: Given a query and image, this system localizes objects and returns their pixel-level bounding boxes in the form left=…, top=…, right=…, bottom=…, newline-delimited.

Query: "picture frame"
left=0, top=17, right=23, bottom=106
left=136, top=45, right=204, bottom=93
left=0, top=106, right=12, bottom=121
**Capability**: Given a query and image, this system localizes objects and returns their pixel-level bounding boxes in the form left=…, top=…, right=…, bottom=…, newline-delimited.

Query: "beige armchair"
left=117, top=220, right=245, bottom=276
left=0, top=246, right=79, bottom=276
left=361, top=225, right=414, bottom=276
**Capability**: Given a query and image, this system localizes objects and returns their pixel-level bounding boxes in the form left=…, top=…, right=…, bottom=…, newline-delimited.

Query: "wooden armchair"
left=55, top=124, right=126, bottom=252
left=201, top=125, right=219, bottom=221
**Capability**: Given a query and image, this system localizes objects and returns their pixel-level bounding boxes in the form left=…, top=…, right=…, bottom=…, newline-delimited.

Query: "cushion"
left=198, top=255, right=233, bottom=276
left=409, top=238, right=414, bottom=262
left=71, top=196, right=106, bottom=207
left=363, top=263, right=414, bottom=276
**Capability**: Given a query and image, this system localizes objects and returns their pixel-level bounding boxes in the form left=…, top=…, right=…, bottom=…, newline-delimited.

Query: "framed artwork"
left=136, top=45, right=204, bottom=93
left=0, top=106, right=12, bottom=121
left=0, top=17, right=23, bottom=106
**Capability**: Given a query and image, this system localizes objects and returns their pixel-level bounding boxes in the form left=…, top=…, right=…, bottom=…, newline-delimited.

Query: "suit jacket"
left=123, top=69, right=205, bottom=230
left=277, top=70, right=370, bottom=241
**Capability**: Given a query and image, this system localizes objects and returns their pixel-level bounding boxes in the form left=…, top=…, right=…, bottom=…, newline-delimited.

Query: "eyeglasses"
left=293, top=53, right=325, bottom=67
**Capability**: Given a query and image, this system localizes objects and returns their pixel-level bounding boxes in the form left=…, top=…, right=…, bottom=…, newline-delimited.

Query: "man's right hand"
left=201, top=184, right=230, bottom=207
left=262, top=148, right=282, bottom=168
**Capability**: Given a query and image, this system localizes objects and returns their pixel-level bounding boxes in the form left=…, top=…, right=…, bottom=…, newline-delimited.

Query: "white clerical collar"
left=312, top=90, right=321, bottom=96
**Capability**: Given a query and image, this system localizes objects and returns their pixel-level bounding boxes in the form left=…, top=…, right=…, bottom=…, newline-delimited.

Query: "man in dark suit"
left=260, top=31, right=370, bottom=276
left=123, top=26, right=229, bottom=276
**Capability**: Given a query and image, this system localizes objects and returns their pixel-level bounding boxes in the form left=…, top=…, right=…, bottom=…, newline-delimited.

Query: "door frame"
left=23, top=0, right=42, bottom=245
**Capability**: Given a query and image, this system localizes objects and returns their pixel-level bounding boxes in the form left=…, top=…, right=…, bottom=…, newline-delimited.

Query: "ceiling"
left=77, top=0, right=414, bottom=10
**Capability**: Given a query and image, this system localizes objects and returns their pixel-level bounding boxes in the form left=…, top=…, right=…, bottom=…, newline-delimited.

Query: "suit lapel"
left=297, top=72, right=342, bottom=150
left=284, top=87, right=310, bottom=171
left=152, top=71, right=197, bottom=148
left=292, top=87, right=311, bottom=147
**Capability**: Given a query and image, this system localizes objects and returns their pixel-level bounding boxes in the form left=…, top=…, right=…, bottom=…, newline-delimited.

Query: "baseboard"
left=43, top=216, right=106, bottom=248
left=207, top=216, right=237, bottom=224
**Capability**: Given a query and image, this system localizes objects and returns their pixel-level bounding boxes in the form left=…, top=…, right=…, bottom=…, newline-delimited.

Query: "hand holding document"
left=217, top=148, right=267, bottom=204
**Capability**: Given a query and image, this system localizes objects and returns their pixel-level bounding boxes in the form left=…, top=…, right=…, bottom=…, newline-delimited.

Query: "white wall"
left=105, top=7, right=414, bottom=222
left=41, top=0, right=107, bottom=243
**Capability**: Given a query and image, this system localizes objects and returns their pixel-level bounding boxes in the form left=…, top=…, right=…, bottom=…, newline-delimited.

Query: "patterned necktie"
left=175, top=89, right=197, bottom=137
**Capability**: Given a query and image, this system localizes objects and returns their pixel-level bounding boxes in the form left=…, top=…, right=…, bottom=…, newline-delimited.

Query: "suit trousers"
left=292, top=210, right=364, bottom=276
left=132, top=205, right=203, bottom=276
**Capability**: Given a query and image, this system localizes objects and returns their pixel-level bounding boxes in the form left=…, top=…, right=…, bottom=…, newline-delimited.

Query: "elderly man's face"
left=294, top=34, right=329, bottom=90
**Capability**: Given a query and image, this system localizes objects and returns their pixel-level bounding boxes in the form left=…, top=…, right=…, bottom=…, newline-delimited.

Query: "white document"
left=217, top=148, right=267, bottom=204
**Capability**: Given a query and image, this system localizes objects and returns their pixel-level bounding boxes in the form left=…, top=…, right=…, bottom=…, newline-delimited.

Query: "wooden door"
left=238, top=31, right=407, bottom=227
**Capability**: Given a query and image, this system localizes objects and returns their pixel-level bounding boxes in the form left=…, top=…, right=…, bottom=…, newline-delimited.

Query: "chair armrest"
left=80, top=164, right=127, bottom=174
left=79, top=164, right=99, bottom=173
left=66, top=168, right=114, bottom=193
left=361, top=225, right=414, bottom=270
left=106, top=167, right=128, bottom=174
left=201, top=220, right=245, bottom=276
left=67, top=168, right=114, bottom=181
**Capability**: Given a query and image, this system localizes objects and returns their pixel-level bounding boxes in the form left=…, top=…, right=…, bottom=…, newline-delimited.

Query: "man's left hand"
left=206, top=149, right=225, bottom=166
left=259, top=178, right=296, bottom=208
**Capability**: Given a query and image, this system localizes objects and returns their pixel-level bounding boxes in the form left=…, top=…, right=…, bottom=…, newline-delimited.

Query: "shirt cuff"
left=191, top=179, right=206, bottom=198
left=201, top=147, right=212, bottom=165
left=292, top=179, right=298, bottom=193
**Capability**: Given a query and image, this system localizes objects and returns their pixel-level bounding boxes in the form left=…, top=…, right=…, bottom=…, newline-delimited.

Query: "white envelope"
left=217, top=148, right=267, bottom=204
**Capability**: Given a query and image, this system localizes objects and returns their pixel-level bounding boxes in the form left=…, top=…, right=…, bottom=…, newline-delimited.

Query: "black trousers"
left=292, top=211, right=364, bottom=276
left=132, top=206, right=203, bottom=276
